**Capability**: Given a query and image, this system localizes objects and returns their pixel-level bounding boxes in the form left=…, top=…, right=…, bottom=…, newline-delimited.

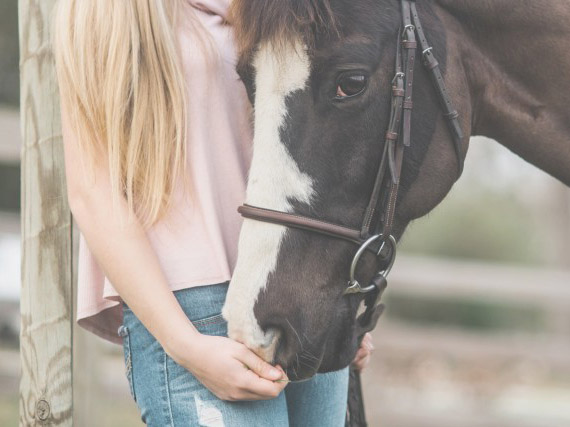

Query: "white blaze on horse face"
left=222, top=40, right=314, bottom=361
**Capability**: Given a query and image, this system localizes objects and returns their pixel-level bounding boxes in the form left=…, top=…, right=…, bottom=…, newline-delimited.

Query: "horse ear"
left=229, top=0, right=338, bottom=56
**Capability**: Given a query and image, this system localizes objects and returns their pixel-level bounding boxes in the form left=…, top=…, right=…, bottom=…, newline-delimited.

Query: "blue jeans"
left=117, top=282, right=349, bottom=426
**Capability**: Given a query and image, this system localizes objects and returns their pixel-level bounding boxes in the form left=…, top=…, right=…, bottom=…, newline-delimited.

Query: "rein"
left=238, top=0, right=464, bottom=334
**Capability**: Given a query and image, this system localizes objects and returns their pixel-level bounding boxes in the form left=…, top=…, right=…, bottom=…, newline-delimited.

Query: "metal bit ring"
left=345, top=234, right=397, bottom=295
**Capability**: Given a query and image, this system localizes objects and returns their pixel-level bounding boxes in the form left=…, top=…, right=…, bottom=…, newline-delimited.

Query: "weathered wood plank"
left=71, top=220, right=101, bottom=427
left=18, top=0, right=74, bottom=425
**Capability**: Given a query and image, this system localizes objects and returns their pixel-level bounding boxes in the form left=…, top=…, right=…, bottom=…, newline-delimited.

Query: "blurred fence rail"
left=392, top=255, right=570, bottom=302
left=363, top=255, right=570, bottom=427
left=390, top=255, right=570, bottom=333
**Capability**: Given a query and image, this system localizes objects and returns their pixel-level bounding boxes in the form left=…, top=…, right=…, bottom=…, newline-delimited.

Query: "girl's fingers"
left=358, top=356, right=371, bottom=371
left=353, top=353, right=371, bottom=371
left=234, top=349, right=287, bottom=398
left=352, top=334, right=374, bottom=372
left=242, top=368, right=287, bottom=398
left=238, top=348, right=283, bottom=381
left=353, top=347, right=367, bottom=361
left=362, top=333, right=374, bottom=351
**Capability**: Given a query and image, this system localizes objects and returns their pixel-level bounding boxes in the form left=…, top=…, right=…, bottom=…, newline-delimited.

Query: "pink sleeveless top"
left=76, top=0, right=253, bottom=345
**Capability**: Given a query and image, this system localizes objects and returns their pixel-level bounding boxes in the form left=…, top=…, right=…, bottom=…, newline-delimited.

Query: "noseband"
left=238, top=0, right=464, bottom=335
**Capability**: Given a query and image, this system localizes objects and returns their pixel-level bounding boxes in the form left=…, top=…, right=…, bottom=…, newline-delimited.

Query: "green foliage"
left=0, top=395, right=18, bottom=427
left=386, top=293, right=545, bottom=332
left=400, top=188, right=546, bottom=266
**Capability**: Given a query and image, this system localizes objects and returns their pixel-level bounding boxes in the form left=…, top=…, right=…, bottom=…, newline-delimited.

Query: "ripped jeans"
left=117, top=282, right=349, bottom=427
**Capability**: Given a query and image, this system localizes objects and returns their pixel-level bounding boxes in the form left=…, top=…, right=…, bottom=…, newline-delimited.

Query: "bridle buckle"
left=344, top=234, right=397, bottom=296
left=402, top=24, right=415, bottom=38
left=344, top=280, right=375, bottom=295
left=392, top=71, right=405, bottom=85
left=422, top=46, right=433, bottom=57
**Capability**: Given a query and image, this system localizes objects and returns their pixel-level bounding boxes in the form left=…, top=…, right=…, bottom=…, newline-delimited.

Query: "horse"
left=221, top=0, right=570, bottom=387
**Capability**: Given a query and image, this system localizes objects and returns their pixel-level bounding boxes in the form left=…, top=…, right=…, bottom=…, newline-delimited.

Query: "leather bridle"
left=237, top=0, right=464, bottom=335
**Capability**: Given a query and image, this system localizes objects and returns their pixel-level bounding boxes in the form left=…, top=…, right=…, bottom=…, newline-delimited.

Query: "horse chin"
left=318, top=332, right=360, bottom=373
left=282, top=364, right=319, bottom=382
left=270, top=334, right=323, bottom=381
left=272, top=322, right=359, bottom=381
left=277, top=343, right=357, bottom=381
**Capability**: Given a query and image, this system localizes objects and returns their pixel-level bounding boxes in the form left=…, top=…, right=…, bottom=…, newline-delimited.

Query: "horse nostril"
left=250, top=328, right=282, bottom=363
left=262, top=327, right=279, bottom=347
left=271, top=326, right=303, bottom=366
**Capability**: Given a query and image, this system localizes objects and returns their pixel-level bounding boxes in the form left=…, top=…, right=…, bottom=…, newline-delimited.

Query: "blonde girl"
left=53, top=1, right=373, bottom=425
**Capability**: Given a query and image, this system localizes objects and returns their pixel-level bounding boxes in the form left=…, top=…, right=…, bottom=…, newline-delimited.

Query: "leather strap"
left=401, top=0, right=417, bottom=148
left=360, top=30, right=405, bottom=240
left=410, top=1, right=465, bottom=176
left=238, top=204, right=365, bottom=245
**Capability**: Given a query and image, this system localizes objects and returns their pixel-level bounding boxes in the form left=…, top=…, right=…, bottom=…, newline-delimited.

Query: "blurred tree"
left=0, top=0, right=20, bottom=106
left=400, top=190, right=545, bottom=266
left=400, top=139, right=569, bottom=268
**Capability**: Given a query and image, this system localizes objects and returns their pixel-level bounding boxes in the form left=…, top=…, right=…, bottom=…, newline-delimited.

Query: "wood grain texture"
left=71, top=219, right=102, bottom=427
left=18, top=0, right=74, bottom=425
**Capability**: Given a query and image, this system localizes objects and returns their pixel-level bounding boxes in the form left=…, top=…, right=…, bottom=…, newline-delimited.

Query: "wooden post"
left=18, top=0, right=74, bottom=425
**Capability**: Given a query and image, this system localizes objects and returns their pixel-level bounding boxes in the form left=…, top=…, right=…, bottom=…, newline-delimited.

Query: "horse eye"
left=336, top=74, right=367, bottom=99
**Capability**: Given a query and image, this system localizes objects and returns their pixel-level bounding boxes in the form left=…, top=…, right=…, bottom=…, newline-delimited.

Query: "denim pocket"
left=191, top=313, right=227, bottom=336
left=118, top=324, right=137, bottom=402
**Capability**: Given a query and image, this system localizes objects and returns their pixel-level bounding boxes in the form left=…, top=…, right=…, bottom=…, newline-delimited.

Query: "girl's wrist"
left=162, top=322, right=203, bottom=366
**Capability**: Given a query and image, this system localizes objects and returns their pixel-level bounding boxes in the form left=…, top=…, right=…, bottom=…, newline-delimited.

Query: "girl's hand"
left=169, top=332, right=288, bottom=401
left=351, top=332, right=374, bottom=373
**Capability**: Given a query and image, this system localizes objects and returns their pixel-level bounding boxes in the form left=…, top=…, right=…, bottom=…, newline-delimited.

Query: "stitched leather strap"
left=238, top=204, right=364, bottom=245
left=410, top=1, right=465, bottom=176
left=360, top=29, right=406, bottom=240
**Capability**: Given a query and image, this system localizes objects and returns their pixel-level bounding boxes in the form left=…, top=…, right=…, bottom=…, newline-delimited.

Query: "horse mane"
left=228, top=0, right=338, bottom=59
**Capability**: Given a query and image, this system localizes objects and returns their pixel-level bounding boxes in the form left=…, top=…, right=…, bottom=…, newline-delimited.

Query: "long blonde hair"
left=52, top=0, right=208, bottom=229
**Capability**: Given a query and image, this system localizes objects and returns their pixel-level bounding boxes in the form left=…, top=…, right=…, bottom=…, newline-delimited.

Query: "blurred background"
left=1, top=1, right=569, bottom=426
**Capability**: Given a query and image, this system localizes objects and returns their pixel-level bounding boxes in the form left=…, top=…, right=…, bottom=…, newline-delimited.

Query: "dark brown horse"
left=221, top=0, right=570, bottom=394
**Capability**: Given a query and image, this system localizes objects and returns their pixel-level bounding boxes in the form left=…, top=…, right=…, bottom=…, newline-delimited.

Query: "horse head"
left=222, top=0, right=472, bottom=380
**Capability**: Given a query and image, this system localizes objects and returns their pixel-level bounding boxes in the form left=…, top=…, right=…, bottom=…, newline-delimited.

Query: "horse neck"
left=434, top=0, right=570, bottom=185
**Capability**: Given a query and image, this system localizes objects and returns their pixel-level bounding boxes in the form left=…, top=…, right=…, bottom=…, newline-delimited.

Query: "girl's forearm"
left=70, top=185, right=200, bottom=359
